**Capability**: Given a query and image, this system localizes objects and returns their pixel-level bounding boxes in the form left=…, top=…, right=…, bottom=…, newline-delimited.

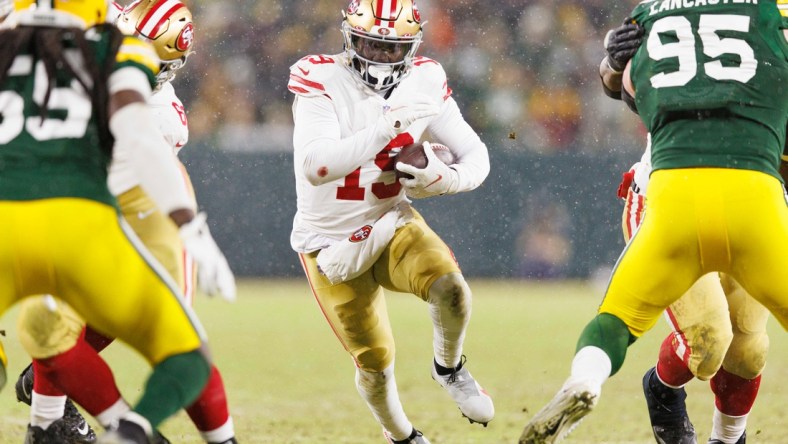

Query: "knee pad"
left=17, top=296, right=84, bottom=359
left=354, top=346, right=393, bottom=373
left=428, top=273, right=471, bottom=320
left=722, top=331, right=769, bottom=379
left=685, top=324, right=733, bottom=381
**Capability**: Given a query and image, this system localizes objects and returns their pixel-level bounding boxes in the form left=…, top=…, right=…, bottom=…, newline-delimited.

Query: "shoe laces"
left=446, top=355, right=467, bottom=384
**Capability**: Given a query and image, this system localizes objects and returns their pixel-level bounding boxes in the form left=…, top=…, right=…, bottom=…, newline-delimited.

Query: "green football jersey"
left=630, top=0, right=788, bottom=178
left=0, top=26, right=158, bottom=205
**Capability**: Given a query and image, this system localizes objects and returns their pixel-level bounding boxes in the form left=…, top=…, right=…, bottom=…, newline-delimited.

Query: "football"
left=395, top=142, right=455, bottom=180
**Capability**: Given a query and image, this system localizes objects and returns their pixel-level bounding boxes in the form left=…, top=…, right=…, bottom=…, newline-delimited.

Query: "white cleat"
left=431, top=356, right=494, bottom=426
left=519, top=380, right=599, bottom=444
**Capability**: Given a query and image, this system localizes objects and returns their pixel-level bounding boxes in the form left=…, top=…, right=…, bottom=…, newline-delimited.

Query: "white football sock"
left=710, top=407, right=747, bottom=443
left=200, top=417, right=235, bottom=444
left=566, top=346, right=612, bottom=395
left=428, top=273, right=471, bottom=369
left=30, top=392, right=66, bottom=428
left=95, top=398, right=132, bottom=429
left=355, top=363, right=412, bottom=441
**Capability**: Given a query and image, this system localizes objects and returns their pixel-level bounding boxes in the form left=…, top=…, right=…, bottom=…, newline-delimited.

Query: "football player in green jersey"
left=0, top=0, right=232, bottom=442
left=521, top=1, right=788, bottom=443
left=602, top=19, right=771, bottom=444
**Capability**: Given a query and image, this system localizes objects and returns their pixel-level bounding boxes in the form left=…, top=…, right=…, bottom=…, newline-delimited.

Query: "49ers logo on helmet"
left=412, top=2, right=421, bottom=22
left=176, top=22, right=194, bottom=51
left=349, top=225, right=373, bottom=243
left=347, top=0, right=360, bottom=15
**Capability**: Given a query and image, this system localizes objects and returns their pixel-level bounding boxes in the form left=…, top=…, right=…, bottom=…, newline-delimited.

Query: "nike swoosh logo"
left=22, top=377, right=31, bottom=401
left=137, top=209, right=156, bottom=220
left=77, top=422, right=89, bottom=436
left=424, top=175, right=443, bottom=188
left=298, top=66, right=310, bottom=76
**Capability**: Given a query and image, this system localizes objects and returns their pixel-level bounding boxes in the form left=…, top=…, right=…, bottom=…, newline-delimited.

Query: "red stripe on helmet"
left=388, top=0, right=397, bottom=27
left=374, top=0, right=384, bottom=27
left=138, top=0, right=184, bottom=38
left=149, top=3, right=185, bottom=39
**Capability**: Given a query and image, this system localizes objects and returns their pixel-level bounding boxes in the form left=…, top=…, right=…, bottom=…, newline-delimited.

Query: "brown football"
left=395, top=142, right=455, bottom=180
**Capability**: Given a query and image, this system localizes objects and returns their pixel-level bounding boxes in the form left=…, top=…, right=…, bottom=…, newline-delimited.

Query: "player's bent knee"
left=428, top=273, right=471, bottom=315
left=690, top=326, right=733, bottom=380
left=17, top=296, right=84, bottom=359
left=354, top=346, right=393, bottom=373
left=723, top=332, right=769, bottom=379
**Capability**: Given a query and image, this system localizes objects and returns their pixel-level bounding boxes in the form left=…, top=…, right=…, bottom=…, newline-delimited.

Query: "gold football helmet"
left=14, top=0, right=109, bottom=29
left=116, top=0, right=194, bottom=86
left=341, top=0, right=423, bottom=91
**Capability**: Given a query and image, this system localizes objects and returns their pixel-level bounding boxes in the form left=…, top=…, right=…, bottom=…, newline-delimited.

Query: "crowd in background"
left=176, top=0, right=647, bottom=154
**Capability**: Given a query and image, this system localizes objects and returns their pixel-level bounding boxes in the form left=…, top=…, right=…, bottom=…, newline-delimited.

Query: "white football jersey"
left=108, top=82, right=190, bottom=195
left=288, top=54, right=490, bottom=253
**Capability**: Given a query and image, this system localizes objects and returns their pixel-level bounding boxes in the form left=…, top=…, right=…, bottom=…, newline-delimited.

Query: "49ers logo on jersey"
left=176, top=22, right=194, bottom=51
left=349, top=225, right=373, bottom=243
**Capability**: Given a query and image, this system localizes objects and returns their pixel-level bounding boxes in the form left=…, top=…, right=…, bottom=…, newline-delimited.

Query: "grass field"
left=0, top=279, right=786, bottom=443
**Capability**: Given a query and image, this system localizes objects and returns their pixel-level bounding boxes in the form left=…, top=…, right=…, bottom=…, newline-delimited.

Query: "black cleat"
left=98, top=419, right=151, bottom=444
left=25, top=423, right=59, bottom=444
left=643, top=366, right=697, bottom=444
left=63, top=399, right=97, bottom=443
left=385, top=428, right=431, bottom=444
left=25, top=418, right=96, bottom=444
left=16, top=363, right=34, bottom=405
left=708, top=431, right=746, bottom=444
left=151, top=431, right=170, bottom=444
left=16, top=362, right=97, bottom=443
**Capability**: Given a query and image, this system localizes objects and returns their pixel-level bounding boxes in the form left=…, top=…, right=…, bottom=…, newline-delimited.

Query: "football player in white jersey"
left=13, top=2, right=238, bottom=443
left=288, top=1, right=493, bottom=442
left=592, top=21, right=770, bottom=444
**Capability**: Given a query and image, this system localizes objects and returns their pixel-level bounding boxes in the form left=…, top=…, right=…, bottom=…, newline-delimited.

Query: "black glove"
left=604, top=17, right=645, bottom=72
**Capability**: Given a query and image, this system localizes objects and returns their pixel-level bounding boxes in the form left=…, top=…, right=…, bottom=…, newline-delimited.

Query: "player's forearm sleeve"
left=110, top=102, right=192, bottom=215
left=427, top=98, right=490, bottom=193
left=292, top=95, right=396, bottom=185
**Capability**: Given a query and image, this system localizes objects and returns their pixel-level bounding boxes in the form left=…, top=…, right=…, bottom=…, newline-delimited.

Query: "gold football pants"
left=299, top=211, right=460, bottom=372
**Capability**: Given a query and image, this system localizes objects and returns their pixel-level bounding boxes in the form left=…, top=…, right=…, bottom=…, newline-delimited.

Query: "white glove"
left=397, top=141, right=459, bottom=199
left=179, top=212, right=237, bottom=302
left=381, top=94, right=440, bottom=135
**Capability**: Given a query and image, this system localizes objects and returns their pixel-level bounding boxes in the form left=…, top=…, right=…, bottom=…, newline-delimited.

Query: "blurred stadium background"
left=175, top=0, right=649, bottom=282
left=3, top=0, right=787, bottom=442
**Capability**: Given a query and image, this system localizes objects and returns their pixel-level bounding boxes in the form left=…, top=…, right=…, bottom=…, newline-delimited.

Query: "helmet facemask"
left=341, top=0, right=423, bottom=91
